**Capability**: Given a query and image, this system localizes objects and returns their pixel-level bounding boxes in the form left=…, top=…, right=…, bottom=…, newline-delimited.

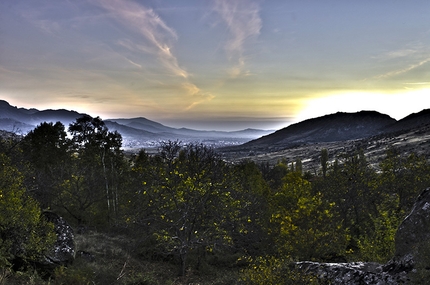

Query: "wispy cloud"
left=93, top=0, right=188, bottom=78
left=404, top=82, right=430, bottom=85
left=182, top=82, right=215, bottom=111
left=34, top=19, right=61, bottom=35
left=92, top=0, right=214, bottom=109
left=214, top=0, right=262, bottom=78
left=384, top=49, right=418, bottom=59
left=371, top=43, right=430, bottom=81
left=20, top=9, right=62, bottom=36
left=374, top=57, right=430, bottom=79
left=0, top=66, right=21, bottom=75
left=370, top=47, right=421, bottom=61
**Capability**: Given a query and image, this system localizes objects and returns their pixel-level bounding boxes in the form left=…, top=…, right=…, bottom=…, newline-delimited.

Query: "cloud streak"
left=374, top=57, right=430, bottom=80
left=92, top=0, right=214, bottom=109
left=93, top=0, right=188, bottom=78
left=182, top=82, right=215, bottom=111
left=370, top=43, right=430, bottom=81
left=214, top=0, right=262, bottom=77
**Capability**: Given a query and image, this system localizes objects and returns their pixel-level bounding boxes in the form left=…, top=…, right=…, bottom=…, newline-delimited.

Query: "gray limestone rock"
left=40, top=211, right=75, bottom=268
left=394, top=187, right=430, bottom=259
left=296, top=261, right=408, bottom=285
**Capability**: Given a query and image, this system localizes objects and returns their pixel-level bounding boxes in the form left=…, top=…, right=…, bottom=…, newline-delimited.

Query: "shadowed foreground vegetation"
left=1, top=116, right=430, bottom=284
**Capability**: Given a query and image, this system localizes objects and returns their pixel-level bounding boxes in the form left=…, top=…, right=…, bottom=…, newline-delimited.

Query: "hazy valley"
left=0, top=100, right=273, bottom=149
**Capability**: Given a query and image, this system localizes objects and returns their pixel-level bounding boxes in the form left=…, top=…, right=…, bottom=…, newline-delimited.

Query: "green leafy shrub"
left=240, top=256, right=321, bottom=285
left=356, top=195, right=400, bottom=263
left=0, top=153, right=55, bottom=269
left=0, top=269, right=46, bottom=285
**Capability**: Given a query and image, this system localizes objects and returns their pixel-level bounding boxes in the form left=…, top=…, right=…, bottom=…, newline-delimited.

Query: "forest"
left=1, top=115, right=430, bottom=284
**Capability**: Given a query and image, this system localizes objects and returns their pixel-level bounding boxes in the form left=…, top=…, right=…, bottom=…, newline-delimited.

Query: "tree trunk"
left=179, top=249, right=188, bottom=276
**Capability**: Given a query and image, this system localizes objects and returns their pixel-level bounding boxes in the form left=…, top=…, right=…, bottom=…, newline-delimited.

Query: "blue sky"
left=1, top=0, right=429, bottom=130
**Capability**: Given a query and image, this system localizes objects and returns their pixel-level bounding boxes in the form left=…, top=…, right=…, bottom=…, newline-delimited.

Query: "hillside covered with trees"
left=1, top=115, right=430, bottom=284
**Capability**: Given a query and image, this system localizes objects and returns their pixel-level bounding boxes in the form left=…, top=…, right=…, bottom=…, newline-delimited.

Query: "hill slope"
left=0, top=100, right=84, bottom=133
left=241, top=111, right=396, bottom=150
left=385, top=109, right=430, bottom=133
left=220, top=109, right=430, bottom=172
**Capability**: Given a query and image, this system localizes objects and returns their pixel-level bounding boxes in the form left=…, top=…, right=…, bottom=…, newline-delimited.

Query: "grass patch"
left=1, top=230, right=241, bottom=285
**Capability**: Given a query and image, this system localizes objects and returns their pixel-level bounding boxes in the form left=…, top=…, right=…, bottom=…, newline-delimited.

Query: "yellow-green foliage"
left=240, top=256, right=320, bottom=285
left=270, top=172, right=349, bottom=261
left=357, top=194, right=401, bottom=263
left=0, top=154, right=55, bottom=267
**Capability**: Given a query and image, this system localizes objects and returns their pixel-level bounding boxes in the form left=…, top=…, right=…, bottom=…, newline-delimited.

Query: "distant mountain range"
left=0, top=99, right=274, bottom=148
left=2, top=99, right=429, bottom=151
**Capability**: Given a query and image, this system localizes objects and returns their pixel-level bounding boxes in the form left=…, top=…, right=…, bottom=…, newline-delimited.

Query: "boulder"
left=296, top=261, right=407, bottom=285
left=394, top=187, right=430, bottom=259
left=295, top=187, right=430, bottom=284
left=40, top=211, right=75, bottom=269
left=382, top=187, right=430, bottom=278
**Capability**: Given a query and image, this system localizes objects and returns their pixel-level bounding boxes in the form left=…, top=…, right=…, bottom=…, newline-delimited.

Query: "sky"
left=1, top=0, right=430, bottom=131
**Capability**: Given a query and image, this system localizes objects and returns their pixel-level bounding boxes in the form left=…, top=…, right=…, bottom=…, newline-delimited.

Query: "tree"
left=229, top=160, right=273, bottom=256
left=320, top=148, right=329, bottom=178
left=294, top=159, right=303, bottom=174
left=21, top=122, right=70, bottom=208
left=314, top=149, right=379, bottom=255
left=128, top=142, right=238, bottom=276
left=270, top=172, right=348, bottom=261
left=55, top=115, right=124, bottom=227
left=356, top=194, right=399, bottom=263
left=0, top=153, right=55, bottom=268
left=357, top=149, right=430, bottom=263
left=260, top=160, right=289, bottom=191
left=69, top=115, right=109, bottom=150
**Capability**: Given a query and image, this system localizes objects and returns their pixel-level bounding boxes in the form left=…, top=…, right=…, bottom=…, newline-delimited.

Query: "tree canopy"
left=1, top=115, right=430, bottom=283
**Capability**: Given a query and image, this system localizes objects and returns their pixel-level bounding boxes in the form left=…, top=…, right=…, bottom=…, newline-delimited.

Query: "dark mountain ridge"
left=240, top=111, right=397, bottom=150
left=0, top=100, right=83, bottom=131
left=221, top=109, right=430, bottom=173
left=385, top=109, right=430, bottom=133
left=108, top=118, right=270, bottom=139
left=107, top=117, right=176, bottom=134
left=0, top=99, right=272, bottom=148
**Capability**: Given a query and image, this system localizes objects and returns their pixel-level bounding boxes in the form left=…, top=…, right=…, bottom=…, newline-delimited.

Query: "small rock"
left=76, top=250, right=95, bottom=262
